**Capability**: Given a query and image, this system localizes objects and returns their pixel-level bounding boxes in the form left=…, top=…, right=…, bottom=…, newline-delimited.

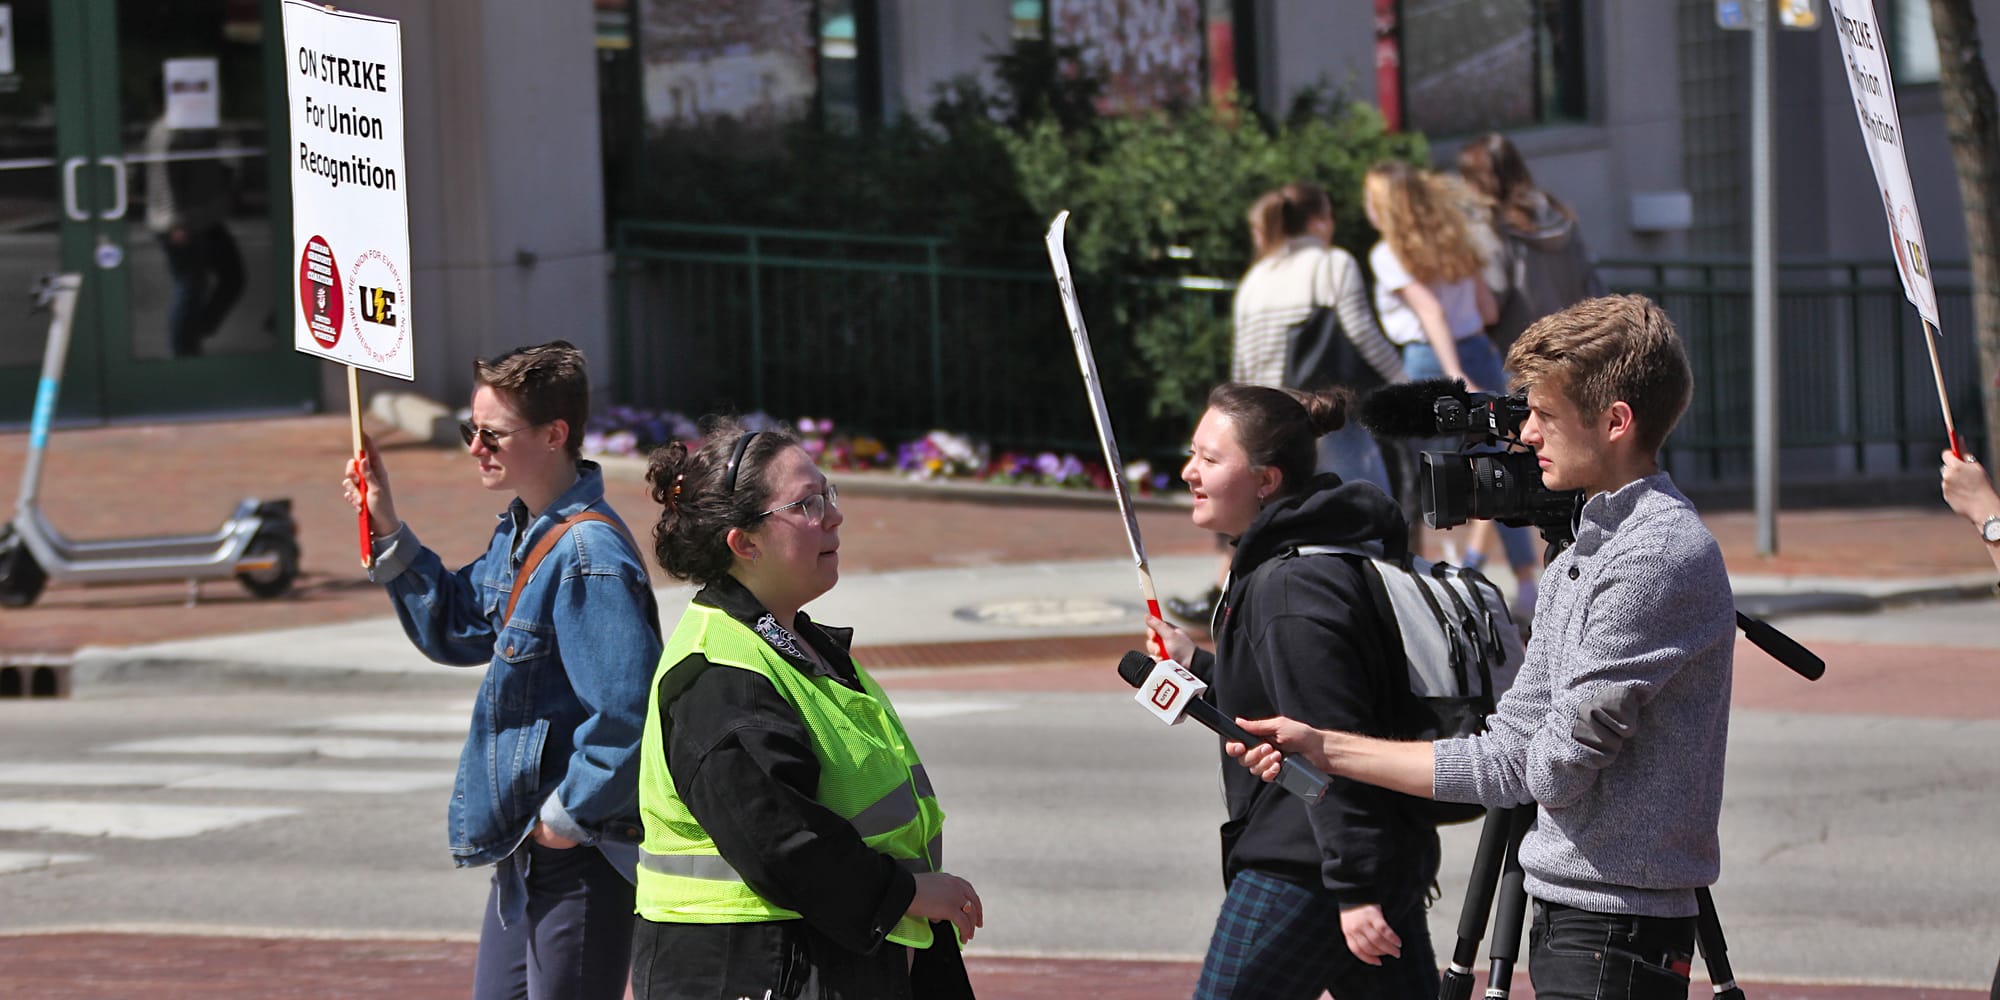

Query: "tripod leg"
left=1694, top=887, right=1746, bottom=1000
left=1440, top=807, right=1518, bottom=1000
left=1483, top=808, right=1533, bottom=1000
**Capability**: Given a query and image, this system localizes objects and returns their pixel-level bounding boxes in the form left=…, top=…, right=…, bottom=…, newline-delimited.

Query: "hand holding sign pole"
left=1045, top=212, right=1168, bottom=659
left=1829, top=0, right=1963, bottom=456
left=282, top=1, right=415, bottom=566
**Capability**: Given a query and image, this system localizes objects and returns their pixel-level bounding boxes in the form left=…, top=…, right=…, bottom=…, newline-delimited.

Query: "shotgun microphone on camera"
left=1358, top=378, right=1474, bottom=439
left=1116, top=651, right=1330, bottom=804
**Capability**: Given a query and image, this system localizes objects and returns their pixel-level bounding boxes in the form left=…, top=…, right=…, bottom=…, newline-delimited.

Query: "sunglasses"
left=458, top=420, right=543, bottom=450
left=756, top=484, right=840, bottom=526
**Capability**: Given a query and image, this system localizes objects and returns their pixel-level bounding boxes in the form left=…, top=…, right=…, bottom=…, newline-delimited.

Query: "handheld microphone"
left=1735, top=612, right=1826, bottom=681
left=1117, top=651, right=1330, bottom=804
left=1358, top=378, right=1471, bottom=439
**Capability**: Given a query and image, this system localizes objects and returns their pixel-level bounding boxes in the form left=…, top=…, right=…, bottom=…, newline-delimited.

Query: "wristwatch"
left=1982, top=515, right=2000, bottom=545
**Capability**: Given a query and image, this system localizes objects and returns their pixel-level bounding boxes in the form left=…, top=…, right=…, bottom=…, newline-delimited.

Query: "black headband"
left=723, top=430, right=761, bottom=494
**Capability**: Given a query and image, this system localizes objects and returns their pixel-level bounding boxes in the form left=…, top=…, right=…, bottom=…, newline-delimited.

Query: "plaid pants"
left=1193, top=868, right=1439, bottom=1000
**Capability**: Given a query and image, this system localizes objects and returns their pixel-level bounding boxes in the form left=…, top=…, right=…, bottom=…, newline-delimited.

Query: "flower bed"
left=583, top=408, right=1177, bottom=495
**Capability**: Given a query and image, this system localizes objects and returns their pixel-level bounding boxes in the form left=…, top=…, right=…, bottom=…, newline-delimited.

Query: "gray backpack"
left=1295, top=542, right=1525, bottom=822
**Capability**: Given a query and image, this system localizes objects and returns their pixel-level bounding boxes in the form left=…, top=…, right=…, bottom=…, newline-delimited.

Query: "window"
left=1013, top=0, right=1048, bottom=41
left=1396, top=0, right=1587, bottom=136
left=636, top=0, right=878, bottom=134
left=1051, top=0, right=1205, bottom=113
left=1884, top=0, right=1939, bottom=85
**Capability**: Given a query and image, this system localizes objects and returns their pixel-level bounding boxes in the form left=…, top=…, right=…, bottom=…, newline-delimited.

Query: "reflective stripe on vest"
left=636, top=604, right=944, bottom=947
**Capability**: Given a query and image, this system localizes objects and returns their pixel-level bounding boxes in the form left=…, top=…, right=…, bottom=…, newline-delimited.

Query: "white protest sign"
left=163, top=58, right=219, bottom=130
left=1829, top=0, right=1938, bottom=327
left=281, top=0, right=414, bottom=380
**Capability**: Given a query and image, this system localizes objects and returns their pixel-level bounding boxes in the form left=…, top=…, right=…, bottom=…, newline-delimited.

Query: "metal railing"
left=611, top=222, right=1980, bottom=484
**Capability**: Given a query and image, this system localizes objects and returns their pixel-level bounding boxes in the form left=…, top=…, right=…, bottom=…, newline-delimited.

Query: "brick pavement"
left=2, top=933, right=1984, bottom=1000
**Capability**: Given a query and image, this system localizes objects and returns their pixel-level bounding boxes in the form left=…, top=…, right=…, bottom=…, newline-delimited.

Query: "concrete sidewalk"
left=66, top=550, right=1998, bottom=690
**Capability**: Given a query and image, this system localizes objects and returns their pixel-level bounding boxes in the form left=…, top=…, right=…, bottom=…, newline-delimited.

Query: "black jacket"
left=1186, top=474, right=1438, bottom=905
left=638, top=576, right=973, bottom=1000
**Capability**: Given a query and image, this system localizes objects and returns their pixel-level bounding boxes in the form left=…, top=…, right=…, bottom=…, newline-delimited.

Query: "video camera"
left=1358, top=378, right=1583, bottom=541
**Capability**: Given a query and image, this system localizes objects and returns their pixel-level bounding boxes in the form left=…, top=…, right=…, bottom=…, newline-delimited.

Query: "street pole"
left=1751, top=0, right=1778, bottom=555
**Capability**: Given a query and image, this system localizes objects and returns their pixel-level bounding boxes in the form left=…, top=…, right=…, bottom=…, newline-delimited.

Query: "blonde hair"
left=1506, top=294, right=1693, bottom=455
left=1364, top=161, right=1481, bottom=285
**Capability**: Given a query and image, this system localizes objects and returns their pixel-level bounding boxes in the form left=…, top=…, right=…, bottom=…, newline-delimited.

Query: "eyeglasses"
left=756, top=484, right=839, bottom=526
left=459, top=420, right=542, bottom=450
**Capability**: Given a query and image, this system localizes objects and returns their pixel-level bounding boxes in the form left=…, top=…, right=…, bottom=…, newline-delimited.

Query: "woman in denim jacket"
left=344, top=341, right=663, bottom=1000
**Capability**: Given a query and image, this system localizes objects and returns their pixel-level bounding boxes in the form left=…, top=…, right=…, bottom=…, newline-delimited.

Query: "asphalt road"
left=2, top=624, right=1995, bottom=992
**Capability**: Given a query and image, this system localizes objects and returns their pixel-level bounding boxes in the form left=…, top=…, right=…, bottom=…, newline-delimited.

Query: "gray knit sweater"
left=1432, top=472, right=1735, bottom=917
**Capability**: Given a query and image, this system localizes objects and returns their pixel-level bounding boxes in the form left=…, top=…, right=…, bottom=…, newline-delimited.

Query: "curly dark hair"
left=645, top=417, right=801, bottom=585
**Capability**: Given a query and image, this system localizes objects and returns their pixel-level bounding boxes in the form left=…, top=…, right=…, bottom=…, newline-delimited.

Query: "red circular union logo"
left=298, top=235, right=344, bottom=349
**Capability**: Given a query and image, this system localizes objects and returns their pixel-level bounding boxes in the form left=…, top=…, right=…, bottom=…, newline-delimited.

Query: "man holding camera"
left=1233, top=294, right=1737, bottom=1000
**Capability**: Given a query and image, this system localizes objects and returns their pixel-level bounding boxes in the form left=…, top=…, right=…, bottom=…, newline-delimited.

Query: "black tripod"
left=1437, top=806, right=1747, bottom=1000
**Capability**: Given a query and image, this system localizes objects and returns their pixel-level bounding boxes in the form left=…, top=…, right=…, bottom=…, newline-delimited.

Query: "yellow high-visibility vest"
left=636, top=603, right=945, bottom=948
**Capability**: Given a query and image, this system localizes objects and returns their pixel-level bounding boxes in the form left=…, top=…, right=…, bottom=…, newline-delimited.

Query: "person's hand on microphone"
left=1339, top=903, right=1403, bottom=966
left=1226, top=715, right=1332, bottom=780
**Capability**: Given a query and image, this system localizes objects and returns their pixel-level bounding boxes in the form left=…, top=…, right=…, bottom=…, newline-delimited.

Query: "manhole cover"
left=954, top=597, right=1138, bottom=629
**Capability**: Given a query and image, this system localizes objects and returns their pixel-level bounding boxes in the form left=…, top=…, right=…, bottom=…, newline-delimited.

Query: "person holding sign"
left=1940, top=451, right=2000, bottom=575
left=629, top=419, right=980, bottom=1000
left=341, top=341, right=661, bottom=1000
left=1144, top=383, right=1441, bottom=1000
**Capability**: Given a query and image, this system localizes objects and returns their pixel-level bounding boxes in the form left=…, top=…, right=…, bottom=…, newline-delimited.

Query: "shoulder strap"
left=504, top=511, right=635, bottom=623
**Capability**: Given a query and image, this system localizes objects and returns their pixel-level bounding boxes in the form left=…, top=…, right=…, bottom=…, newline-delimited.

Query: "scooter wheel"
left=238, top=532, right=300, bottom=599
left=0, top=532, right=47, bottom=608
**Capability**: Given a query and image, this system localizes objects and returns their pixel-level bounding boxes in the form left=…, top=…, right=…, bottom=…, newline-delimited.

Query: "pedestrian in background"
left=1167, top=183, right=1408, bottom=626
left=1456, top=133, right=1607, bottom=356
left=1148, top=383, right=1442, bottom=1000
left=144, top=106, right=244, bottom=358
left=1448, top=132, right=1615, bottom=613
left=630, top=419, right=980, bottom=1000
left=1362, top=160, right=1500, bottom=393
left=342, top=341, right=662, bottom=1000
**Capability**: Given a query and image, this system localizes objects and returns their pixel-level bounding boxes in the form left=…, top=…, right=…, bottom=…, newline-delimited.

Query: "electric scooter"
left=0, top=273, right=300, bottom=608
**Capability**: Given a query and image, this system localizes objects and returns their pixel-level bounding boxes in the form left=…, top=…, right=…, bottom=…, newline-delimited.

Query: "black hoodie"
left=1489, top=190, right=1608, bottom=350
left=1184, top=473, right=1439, bottom=905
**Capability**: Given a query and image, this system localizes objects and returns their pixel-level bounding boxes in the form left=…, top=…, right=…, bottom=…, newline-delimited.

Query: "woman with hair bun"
left=1147, top=383, right=1442, bottom=1000
left=628, top=417, right=980, bottom=1000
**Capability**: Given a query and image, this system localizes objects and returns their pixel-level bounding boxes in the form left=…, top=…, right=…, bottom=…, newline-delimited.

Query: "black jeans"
left=1528, top=900, right=1696, bottom=1000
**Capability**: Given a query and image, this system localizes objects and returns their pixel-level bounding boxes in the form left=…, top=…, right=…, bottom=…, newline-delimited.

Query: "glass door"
left=0, top=0, right=104, bottom=419
left=0, top=0, right=317, bottom=425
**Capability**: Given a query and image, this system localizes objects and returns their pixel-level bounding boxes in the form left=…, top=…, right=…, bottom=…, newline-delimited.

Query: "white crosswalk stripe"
left=0, top=710, right=468, bottom=869
left=0, top=761, right=451, bottom=794
left=294, top=712, right=470, bottom=734
left=0, top=801, right=299, bottom=839
left=0, top=851, right=93, bottom=875
left=99, top=734, right=462, bottom=760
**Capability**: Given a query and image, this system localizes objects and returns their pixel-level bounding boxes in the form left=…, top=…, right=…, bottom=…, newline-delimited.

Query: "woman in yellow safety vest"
left=630, top=417, right=982, bottom=1000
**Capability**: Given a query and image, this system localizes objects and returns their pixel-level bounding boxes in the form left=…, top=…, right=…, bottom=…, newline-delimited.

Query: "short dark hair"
left=473, top=340, right=589, bottom=459
left=1506, top=294, right=1693, bottom=455
left=645, top=418, right=801, bottom=585
left=1204, top=383, right=1350, bottom=499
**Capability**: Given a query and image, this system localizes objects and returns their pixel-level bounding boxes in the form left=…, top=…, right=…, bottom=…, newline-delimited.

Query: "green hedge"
left=634, top=41, right=1425, bottom=431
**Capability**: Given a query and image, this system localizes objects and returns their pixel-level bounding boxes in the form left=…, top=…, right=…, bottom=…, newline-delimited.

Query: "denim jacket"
left=372, top=462, right=663, bottom=902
